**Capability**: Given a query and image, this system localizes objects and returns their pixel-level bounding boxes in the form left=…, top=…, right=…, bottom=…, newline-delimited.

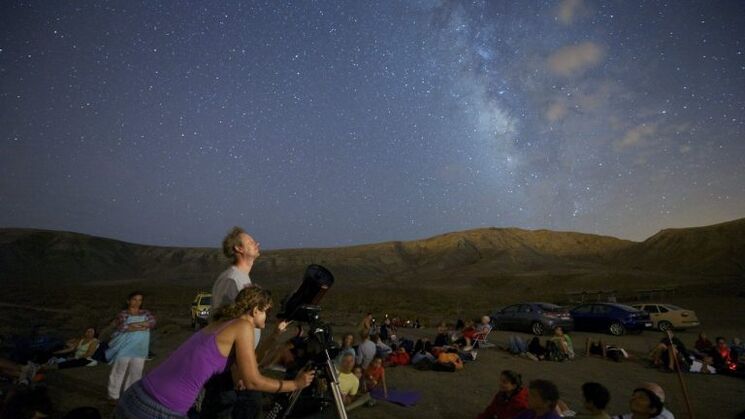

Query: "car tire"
left=658, top=321, right=672, bottom=332
left=531, top=322, right=545, bottom=336
left=609, top=322, right=625, bottom=336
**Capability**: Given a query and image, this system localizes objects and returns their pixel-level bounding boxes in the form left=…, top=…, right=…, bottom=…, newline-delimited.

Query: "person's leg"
left=345, top=393, right=372, bottom=412
left=123, top=357, right=145, bottom=392
left=108, top=357, right=129, bottom=400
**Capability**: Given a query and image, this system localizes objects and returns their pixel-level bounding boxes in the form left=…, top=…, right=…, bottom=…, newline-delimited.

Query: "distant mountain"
left=611, top=218, right=745, bottom=276
left=1, top=218, right=743, bottom=286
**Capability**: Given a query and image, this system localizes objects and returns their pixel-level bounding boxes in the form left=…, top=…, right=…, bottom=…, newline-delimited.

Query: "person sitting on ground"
left=352, top=365, right=367, bottom=394
left=434, top=322, right=451, bottom=348
left=585, top=338, right=629, bottom=362
left=364, top=355, right=388, bottom=398
left=477, top=369, right=529, bottom=419
left=528, top=337, right=547, bottom=360
left=514, top=379, right=562, bottom=419
left=693, top=332, right=714, bottom=357
left=688, top=354, right=716, bottom=374
left=435, top=348, right=464, bottom=371
left=335, top=333, right=356, bottom=366
left=574, top=382, right=611, bottom=419
left=649, top=337, right=689, bottom=372
left=548, top=327, right=574, bottom=360
left=371, top=333, right=392, bottom=358
left=356, top=330, right=377, bottom=369
left=613, top=382, right=673, bottom=419
left=48, top=327, right=99, bottom=369
left=411, top=339, right=436, bottom=365
left=712, top=336, right=738, bottom=373
left=458, top=320, right=478, bottom=348
left=386, top=344, right=410, bottom=367
left=337, top=353, right=372, bottom=411
left=730, top=337, right=745, bottom=360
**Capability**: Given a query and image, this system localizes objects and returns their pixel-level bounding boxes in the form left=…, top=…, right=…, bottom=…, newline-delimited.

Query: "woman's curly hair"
left=212, top=285, right=273, bottom=321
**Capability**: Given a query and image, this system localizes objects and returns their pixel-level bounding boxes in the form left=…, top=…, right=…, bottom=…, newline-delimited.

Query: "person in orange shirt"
left=437, top=349, right=464, bottom=370
left=364, top=356, right=388, bottom=398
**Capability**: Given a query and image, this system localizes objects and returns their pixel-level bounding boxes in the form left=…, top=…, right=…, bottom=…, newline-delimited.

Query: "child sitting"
left=364, top=355, right=388, bottom=398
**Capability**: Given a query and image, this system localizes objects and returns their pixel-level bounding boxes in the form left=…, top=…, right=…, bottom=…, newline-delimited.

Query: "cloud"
left=546, top=101, right=568, bottom=122
left=547, top=42, right=605, bottom=77
left=557, top=0, right=586, bottom=25
left=615, top=123, right=658, bottom=150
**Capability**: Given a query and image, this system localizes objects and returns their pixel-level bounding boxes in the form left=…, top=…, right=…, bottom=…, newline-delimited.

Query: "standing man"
left=201, top=226, right=278, bottom=419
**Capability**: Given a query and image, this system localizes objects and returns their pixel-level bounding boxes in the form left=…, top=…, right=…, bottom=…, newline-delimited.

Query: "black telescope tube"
left=277, top=264, right=334, bottom=320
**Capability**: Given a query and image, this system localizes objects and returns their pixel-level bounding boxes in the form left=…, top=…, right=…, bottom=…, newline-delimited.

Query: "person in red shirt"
left=364, top=356, right=388, bottom=398
left=477, top=370, right=529, bottom=419
left=386, top=345, right=411, bottom=367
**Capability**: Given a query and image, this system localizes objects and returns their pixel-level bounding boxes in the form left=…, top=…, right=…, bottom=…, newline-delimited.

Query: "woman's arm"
left=234, top=322, right=314, bottom=393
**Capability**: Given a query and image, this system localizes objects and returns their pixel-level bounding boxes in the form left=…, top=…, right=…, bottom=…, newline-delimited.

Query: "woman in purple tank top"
left=114, top=286, right=315, bottom=418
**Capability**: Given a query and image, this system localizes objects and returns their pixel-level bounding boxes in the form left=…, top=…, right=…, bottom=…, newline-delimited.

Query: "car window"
left=502, top=305, right=519, bottom=314
left=664, top=304, right=682, bottom=311
left=658, top=305, right=669, bottom=313
left=539, top=303, right=562, bottom=312
left=573, top=305, right=592, bottom=314
left=644, top=305, right=660, bottom=313
left=519, top=305, right=533, bottom=313
left=592, top=305, right=612, bottom=314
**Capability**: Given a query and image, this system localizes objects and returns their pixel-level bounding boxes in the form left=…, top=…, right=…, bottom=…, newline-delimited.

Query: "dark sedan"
left=570, top=303, right=652, bottom=336
left=491, top=302, right=574, bottom=336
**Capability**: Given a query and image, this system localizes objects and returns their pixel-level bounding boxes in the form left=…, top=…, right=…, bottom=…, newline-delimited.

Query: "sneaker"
left=86, top=360, right=98, bottom=367
left=471, top=351, right=478, bottom=360
left=525, top=352, right=539, bottom=361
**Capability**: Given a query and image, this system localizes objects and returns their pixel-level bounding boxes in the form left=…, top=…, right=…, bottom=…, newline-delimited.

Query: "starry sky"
left=1, top=1, right=744, bottom=249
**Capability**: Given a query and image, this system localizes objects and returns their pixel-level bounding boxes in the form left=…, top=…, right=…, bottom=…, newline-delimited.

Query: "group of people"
left=503, top=326, right=577, bottom=362
left=650, top=331, right=745, bottom=377
left=477, top=370, right=676, bottom=419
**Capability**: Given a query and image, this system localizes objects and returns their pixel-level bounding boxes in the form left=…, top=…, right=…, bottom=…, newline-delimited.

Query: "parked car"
left=190, top=292, right=212, bottom=330
left=631, top=303, right=700, bottom=331
left=570, top=303, right=651, bottom=336
left=491, top=302, right=573, bottom=336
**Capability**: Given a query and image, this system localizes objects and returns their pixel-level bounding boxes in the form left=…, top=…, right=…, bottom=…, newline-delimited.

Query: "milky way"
left=1, top=1, right=744, bottom=248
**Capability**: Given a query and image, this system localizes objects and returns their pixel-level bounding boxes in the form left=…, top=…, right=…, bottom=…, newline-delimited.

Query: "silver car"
left=491, top=302, right=574, bottom=336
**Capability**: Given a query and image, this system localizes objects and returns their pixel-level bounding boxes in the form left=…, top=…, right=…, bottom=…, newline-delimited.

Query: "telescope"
left=269, top=264, right=348, bottom=419
left=277, top=264, right=334, bottom=323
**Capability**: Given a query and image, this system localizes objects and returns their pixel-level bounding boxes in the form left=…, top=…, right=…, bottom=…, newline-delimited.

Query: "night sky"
left=1, top=1, right=744, bottom=249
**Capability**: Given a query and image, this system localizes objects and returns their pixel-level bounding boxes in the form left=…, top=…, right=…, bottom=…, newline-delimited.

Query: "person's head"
left=83, top=327, right=98, bottom=339
left=698, top=332, right=709, bottom=340
left=481, top=315, right=490, bottom=325
left=716, top=337, right=728, bottom=348
left=498, top=370, right=522, bottom=393
left=212, top=285, right=272, bottom=328
left=370, top=333, right=380, bottom=343
left=414, top=339, right=424, bottom=354
left=370, top=355, right=383, bottom=369
left=553, top=326, right=564, bottom=337
left=352, top=366, right=363, bottom=379
left=341, top=333, right=354, bottom=348
left=581, top=382, right=610, bottom=413
left=222, top=226, right=260, bottom=263
left=734, top=337, right=742, bottom=346
left=629, top=384, right=664, bottom=417
left=465, top=320, right=474, bottom=328
left=126, top=291, right=144, bottom=310
left=340, top=353, right=355, bottom=373
left=437, top=322, right=447, bottom=333
left=527, top=379, right=560, bottom=413
left=1, top=386, right=54, bottom=419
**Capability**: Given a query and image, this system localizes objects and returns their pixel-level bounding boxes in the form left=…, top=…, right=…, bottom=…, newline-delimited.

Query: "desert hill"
left=1, top=218, right=743, bottom=287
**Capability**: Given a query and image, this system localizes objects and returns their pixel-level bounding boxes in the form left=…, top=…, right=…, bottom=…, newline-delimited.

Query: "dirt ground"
left=4, top=290, right=745, bottom=418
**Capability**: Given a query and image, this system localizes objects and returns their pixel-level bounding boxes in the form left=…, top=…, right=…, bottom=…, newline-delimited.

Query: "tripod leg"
left=323, top=350, right=349, bottom=419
